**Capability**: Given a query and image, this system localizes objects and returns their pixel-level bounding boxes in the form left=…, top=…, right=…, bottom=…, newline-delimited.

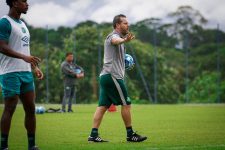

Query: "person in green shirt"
left=0, top=0, right=43, bottom=150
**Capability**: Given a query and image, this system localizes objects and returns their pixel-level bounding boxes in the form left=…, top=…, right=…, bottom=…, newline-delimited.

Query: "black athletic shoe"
left=127, top=132, right=147, bottom=142
left=88, top=136, right=108, bottom=142
left=2, top=148, right=8, bottom=150
left=68, top=109, right=73, bottom=113
left=29, top=146, right=40, bottom=150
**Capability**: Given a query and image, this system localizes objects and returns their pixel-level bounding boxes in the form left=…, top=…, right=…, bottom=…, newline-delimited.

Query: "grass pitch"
left=0, top=104, right=225, bottom=150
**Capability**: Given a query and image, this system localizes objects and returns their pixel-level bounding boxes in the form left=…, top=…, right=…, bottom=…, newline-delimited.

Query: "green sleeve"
left=0, top=18, right=11, bottom=42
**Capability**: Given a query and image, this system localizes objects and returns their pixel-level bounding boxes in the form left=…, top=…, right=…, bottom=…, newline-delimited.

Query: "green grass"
left=0, top=104, right=225, bottom=150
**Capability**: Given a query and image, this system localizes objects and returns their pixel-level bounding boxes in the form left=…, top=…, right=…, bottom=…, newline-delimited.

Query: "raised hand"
left=124, top=32, right=135, bottom=42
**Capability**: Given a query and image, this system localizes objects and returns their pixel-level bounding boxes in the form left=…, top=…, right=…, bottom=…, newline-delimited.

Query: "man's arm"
left=61, top=63, right=77, bottom=78
left=0, top=40, right=41, bottom=67
left=111, top=32, right=135, bottom=45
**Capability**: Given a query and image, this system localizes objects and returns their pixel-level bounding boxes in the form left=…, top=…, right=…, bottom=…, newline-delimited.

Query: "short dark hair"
left=66, top=52, right=73, bottom=57
left=113, top=14, right=126, bottom=29
left=6, top=0, right=16, bottom=8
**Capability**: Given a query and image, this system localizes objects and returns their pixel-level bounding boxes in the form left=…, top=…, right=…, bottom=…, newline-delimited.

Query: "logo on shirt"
left=21, top=27, right=26, bottom=33
left=21, top=36, right=29, bottom=47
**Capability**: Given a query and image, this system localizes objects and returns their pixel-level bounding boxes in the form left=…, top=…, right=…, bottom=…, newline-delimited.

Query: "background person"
left=61, top=52, right=84, bottom=113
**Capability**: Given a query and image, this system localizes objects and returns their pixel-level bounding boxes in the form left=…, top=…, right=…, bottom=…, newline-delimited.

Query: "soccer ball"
left=125, top=54, right=135, bottom=70
left=35, top=106, right=45, bottom=114
left=74, top=68, right=81, bottom=74
left=74, top=67, right=82, bottom=74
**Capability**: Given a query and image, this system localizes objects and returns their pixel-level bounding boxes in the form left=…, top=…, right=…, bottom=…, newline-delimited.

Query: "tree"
left=131, top=18, right=176, bottom=48
left=167, top=5, right=208, bottom=48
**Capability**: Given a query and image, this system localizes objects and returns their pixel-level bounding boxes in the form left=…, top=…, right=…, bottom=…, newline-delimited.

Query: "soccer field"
left=0, top=104, right=225, bottom=150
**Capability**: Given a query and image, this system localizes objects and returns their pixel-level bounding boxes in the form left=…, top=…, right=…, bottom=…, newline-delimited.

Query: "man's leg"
left=1, top=96, right=19, bottom=149
left=88, top=106, right=108, bottom=142
left=116, top=79, right=147, bottom=142
left=68, top=86, right=75, bottom=112
left=111, top=78, right=135, bottom=138
left=121, top=104, right=147, bottom=142
left=62, top=86, right=71, bottom=112
left=88, top=74, right=113, bottom=142
left=121, top=105, right=132, bottom=127
left=92, top=106, right=108, bottom=129
left=121, top=105, right=134, bottom=137
left=20, top=91, right=36, bottom=149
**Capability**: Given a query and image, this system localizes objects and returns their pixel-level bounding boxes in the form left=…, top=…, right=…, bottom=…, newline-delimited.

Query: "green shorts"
left=0, top=72, right=34, bottom=98
left=98, top=74, right=131, bottom=107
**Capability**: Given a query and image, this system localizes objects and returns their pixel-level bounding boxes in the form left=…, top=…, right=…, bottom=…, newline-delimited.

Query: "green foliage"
left=180, top=72, right=225, bottom=103
left=127, top=41, right=182, bottom=103
left=31, top=42, right=65, bottom=103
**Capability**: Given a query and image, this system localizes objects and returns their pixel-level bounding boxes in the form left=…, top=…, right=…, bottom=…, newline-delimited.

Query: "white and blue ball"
left=35, top=106, right=45, bottom=114
left=125, top=54, right=135, bottom=70
left=74, top=68, right=81, bottom=74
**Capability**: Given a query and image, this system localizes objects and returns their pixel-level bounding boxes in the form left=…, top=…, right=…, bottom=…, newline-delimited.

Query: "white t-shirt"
left=100, top=31, right=126, bottom=79
left=0, top=15, right=31, bottom=75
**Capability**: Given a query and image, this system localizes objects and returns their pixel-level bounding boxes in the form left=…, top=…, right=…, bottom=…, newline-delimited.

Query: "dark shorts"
left=0, top=72, right=34, bottom=98
left=98, top=74, right=131, bottom=107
